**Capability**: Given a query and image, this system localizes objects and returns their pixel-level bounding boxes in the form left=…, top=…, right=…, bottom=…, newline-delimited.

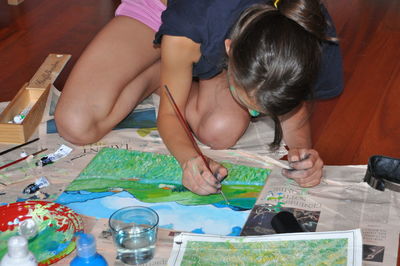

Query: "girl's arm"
left=280, top=102, right=324, bottom=187
left=158, top=35, right=224, bottom=194
left=158, top=35, right=200, bottom=164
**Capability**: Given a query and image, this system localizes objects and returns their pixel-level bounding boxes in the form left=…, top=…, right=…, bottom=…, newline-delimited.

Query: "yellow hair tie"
left=274, top=0, right=280, bottom=8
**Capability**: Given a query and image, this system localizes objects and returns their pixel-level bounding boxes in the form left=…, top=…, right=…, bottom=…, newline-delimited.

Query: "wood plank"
left=311, top=0, right=400, bottom=166
left=7, top=0, right=24, bottom=6
left=28, top=54, right=71, bottom=89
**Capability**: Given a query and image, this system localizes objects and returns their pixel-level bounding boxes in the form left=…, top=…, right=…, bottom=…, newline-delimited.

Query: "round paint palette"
left=0, top=201, right=83, bottom=265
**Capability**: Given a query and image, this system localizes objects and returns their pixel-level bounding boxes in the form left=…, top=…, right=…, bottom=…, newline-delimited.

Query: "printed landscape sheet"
left=168, top=229, right=363, bottom=266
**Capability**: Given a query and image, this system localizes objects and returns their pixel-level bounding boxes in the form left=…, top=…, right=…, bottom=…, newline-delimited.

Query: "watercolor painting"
left=168, top=230, right=363, bottom=266
left=0, top=201, right=83, bottom=266
left=56, top=148, right=271, bottom=235
left=180, top=238, right=348, bottom=265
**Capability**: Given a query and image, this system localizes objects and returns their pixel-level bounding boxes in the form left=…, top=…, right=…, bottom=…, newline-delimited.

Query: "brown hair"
left=228, top=0, right=336, bottom=150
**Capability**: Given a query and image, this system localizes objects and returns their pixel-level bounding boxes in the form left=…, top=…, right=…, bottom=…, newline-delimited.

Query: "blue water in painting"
left=56, top=191, right=249, bottom=236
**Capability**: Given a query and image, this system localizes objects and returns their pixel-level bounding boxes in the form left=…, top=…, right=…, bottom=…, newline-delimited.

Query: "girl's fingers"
left=182, top=156, right=224, bottom=195
left=283, top=149, right=324, bottom=188
left=183, top=171, right=216, bottom=195
left=290, top=169, right=323, bottom=187
left=209, top=160, right=228, bottom=182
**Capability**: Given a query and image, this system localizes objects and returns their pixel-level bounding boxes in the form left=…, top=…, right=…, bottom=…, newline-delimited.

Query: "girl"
left=55, top=0, right=343, bottom=195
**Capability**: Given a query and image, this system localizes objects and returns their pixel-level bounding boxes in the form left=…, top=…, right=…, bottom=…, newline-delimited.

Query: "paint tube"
left=13, top=107, right=31, bottom=124
left=36, top=144, right=73, bottom=166
left=22, top=176, right=50, bottom=194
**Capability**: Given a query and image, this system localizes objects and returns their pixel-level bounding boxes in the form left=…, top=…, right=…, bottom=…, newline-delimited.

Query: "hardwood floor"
left=0, top=0, right=399, bottom=166
left=0, top=0, right=119, bottom=100
left=312, top=0, right=400, bottom=165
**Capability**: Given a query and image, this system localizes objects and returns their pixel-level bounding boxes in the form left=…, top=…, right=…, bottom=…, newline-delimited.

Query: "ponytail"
left=275, top=0, right=336, bottom=42
left=228, top=0, right=333, bottom=150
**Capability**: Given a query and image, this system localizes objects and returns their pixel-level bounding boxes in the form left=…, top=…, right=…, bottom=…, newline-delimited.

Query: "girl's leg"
left=55, top=16, right=161, bottom=145
left=185, top=71, right=251, bottom=149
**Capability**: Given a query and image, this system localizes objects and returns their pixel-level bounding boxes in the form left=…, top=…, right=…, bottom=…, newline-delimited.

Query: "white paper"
left=168, top=229, right=363, bottom=266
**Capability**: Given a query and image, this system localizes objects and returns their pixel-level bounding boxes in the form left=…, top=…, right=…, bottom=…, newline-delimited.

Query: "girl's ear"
left=224, top=39, right=232, bottom=55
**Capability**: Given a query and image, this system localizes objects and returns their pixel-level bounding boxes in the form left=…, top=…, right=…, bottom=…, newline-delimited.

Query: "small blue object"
left=70, top=233, right=108, bottom=266
left=249, top=109, right=260, bottom=117
left=36, top=156, right=54, bottom=166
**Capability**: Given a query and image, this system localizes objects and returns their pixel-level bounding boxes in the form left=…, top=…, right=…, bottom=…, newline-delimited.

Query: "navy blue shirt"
left=154, top=0, right=344, bottom=99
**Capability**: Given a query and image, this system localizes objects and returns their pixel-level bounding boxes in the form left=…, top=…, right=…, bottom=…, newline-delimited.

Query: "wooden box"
left=0, top=84, right=50, bottom=143
left=0, top=54, right=71, bottom=144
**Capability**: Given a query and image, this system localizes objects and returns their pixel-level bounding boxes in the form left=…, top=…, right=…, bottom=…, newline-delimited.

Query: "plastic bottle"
left=70, top=233, right=108, bottom=266
left=0, top=235, right=37, bottom=266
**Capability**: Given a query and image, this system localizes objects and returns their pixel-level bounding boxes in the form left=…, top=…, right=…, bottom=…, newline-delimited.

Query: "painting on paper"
left=56, top=148, right=271, bottom=235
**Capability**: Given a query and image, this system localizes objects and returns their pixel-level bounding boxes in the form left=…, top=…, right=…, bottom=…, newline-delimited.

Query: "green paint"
left=66, top=148, right=271, bottom=208
left=273, top=202, right=285, bottom=212
left=0, top=204, right=77, bottom=263
left=0, top=202, right=82, bottom=265
left=137, top=127, right=157, bottom=137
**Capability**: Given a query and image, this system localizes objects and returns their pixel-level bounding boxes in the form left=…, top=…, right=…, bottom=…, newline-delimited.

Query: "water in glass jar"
left=114, top=225, right=157, bottom=265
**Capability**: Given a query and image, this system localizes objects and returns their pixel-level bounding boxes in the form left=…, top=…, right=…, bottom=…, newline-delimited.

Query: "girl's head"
left=226, top=0, right=336, bottom=149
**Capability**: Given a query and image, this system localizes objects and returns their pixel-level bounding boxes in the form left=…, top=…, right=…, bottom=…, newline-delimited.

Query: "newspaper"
left=242, top=165, right=400, bottom=266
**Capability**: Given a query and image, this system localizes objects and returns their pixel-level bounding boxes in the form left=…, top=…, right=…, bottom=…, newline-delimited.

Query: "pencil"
left=0, top=137, right=40, bottom=156
left=0, top=148, right=47, bottom=170
left=164, top=85, right=230, bottom=205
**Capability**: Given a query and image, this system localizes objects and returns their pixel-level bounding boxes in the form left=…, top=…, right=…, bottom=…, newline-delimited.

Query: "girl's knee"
left=54, top=108, right=101, bottom=146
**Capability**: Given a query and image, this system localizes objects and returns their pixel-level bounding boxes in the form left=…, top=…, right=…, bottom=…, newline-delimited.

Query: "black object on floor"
left=364, top=155, right=400, bottom=192
left=271, top=211, right=304, bottom=234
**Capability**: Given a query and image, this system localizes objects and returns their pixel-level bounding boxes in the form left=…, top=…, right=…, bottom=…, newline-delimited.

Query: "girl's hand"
left=281, top=149, right=324, bottom=187
left=181, top=155, right=227, bottom=195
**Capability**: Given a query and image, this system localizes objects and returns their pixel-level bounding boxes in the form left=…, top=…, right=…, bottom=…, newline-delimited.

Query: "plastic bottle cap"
left=8, top=236, right=29, bottom=258
left=13, top=115, right=25, bottom=124
left=76, top=233, right=96, bottom=258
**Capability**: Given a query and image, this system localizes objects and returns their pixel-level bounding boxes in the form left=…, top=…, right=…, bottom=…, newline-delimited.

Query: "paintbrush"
left=0, top=137, right=40, bottom=156
left=0, top=148, right=47, bottom=171
left=164, top=85, right=230, bottom=205
left=232, top=150, right=311, bottom=171
left=232, top=150, right=291, bottom=169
